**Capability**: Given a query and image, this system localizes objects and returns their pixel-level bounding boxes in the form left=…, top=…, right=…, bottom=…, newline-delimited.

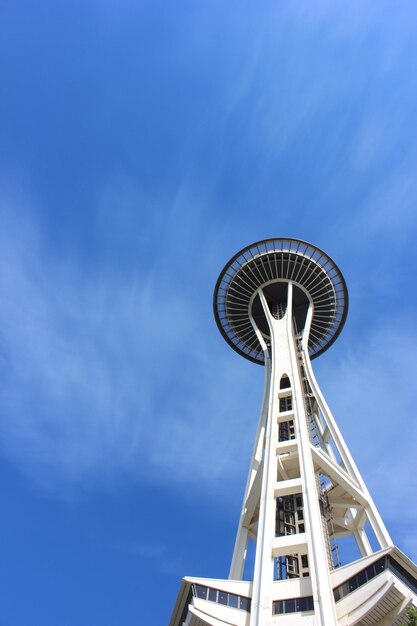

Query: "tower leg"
left=229, top=357, right=271, bottom=581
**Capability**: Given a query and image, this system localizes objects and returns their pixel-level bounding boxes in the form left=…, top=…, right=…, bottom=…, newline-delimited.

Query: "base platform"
left=170, top=546, right=417, bottom=626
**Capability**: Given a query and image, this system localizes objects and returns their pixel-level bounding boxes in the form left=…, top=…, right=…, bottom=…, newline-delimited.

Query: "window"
left=279, top=396, right=293, bottom=412
left=301, top=555, right=309, bottom=569
left=208, top=588, right=217, bottom=602
left=280, top=375, right=291, bottom=389
left=218, top=591, right=228, bottom=605
left=279, top=422, right=290, bottom=441
left=274, top=555, right=300, bottom=580
left=297, top=597, right=314, bottom=611
left=191, top=584, right=251, bottom=613
left=194, top=585, right=208, bottom=599
left=273, top=596, right=314, bottom=615
left=228, top=594, right=239, bottom=609
left=356, top=569, right=367, bottom=587
left=333, top=557, right=392, bottom=602
left=276, top=494, right=305, bottom=537
left=279, top=419, right=295, bottom=442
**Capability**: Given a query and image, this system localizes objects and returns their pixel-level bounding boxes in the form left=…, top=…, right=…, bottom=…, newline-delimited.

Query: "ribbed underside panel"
left=214, top=239, right=348, bottom=364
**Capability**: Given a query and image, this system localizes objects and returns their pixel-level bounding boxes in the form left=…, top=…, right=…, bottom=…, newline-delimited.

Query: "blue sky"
left=1, top=2, right=417, bottom=624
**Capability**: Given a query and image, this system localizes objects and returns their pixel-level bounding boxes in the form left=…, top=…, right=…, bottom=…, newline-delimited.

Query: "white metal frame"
left=229, top=282, right=393, bottom=625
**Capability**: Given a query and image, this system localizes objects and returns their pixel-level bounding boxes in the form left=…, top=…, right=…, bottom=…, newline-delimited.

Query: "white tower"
left=170, top=239, right=417, bottom=626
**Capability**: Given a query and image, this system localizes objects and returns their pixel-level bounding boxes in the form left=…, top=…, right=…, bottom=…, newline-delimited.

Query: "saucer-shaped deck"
left=213, top=238, right=348, bottom=365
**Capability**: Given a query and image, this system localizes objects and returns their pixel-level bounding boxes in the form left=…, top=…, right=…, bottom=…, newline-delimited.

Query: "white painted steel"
left=228, top=279, right=395, bottom=625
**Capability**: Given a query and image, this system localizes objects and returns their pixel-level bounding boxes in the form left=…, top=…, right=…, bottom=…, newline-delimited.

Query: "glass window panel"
left=273, top=600, right=284, bottom=615
left=208, top=588, right=217, bottom=602
left=227, top=593, right=238, bottom=608
left=274, top=596, right=314, bottom=614
left=280, top=375, right=291, bottom=389
left=194, top=584, right=207, bottom=599
left=239, top=597, right=250, bottom=611
left=285, top=598, right=296, bottom=613
left=340, top=582, right=350, bottom=599
left=356, top=569, right=367, bottom=587
left=218, top=591, right=228, bottom=605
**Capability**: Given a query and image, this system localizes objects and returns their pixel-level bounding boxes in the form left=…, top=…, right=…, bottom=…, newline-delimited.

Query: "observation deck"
left=213, top=238, right=348, bottom=365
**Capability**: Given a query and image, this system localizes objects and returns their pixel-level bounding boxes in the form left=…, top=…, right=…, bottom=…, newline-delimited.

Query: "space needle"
left=170, top=238, right=417, bottom=625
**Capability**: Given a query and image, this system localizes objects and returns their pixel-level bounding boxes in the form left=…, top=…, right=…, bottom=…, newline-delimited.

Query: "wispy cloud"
left=0, top=192, right=261, bottom=501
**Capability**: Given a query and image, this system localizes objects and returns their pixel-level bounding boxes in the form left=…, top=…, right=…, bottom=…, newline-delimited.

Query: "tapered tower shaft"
left=229, top=281, right=391, bottom=625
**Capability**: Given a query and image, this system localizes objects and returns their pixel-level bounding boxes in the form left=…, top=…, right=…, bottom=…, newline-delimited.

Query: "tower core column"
left=246, top=282, right=338, bottom=626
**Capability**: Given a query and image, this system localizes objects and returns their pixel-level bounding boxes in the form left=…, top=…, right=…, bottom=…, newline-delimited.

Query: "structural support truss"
left=229, top=283, right=392, bottom=626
